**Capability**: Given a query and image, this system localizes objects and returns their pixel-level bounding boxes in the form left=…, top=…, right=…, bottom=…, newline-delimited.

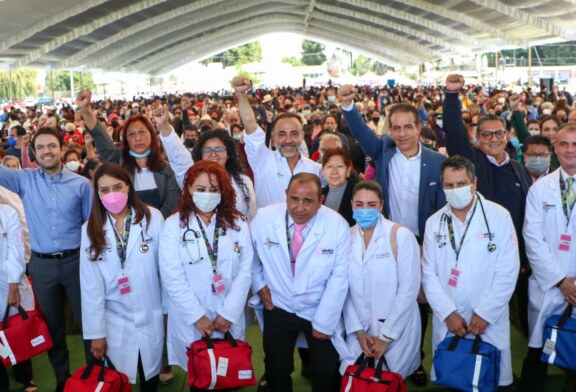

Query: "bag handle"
left=471, top=335, right=483, bottom=354
left=204, top=331, right=239, bottom=349
left=447, top=335, right=461, bottom=351
left=2, top=305, right=29, bottom=330
left=374, top=355, right=393, bottom=380
left=447, top=334, right=483, bottom=354
left=353, top=354, right=373, bottom=378
left=80, top=355, right=118, bottom=382
left=558, top=304, right=573, bottom=328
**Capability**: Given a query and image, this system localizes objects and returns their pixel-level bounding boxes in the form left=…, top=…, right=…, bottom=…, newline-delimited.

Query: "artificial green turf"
left=7, top=320, right=566, bottom=391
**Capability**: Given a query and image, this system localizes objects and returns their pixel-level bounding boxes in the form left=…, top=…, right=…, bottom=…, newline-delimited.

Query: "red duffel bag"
left=187, top=332, right=256, bottom=390
left=0, top=305, right=53, bottom=366
left=340, top=354, right=407, bottom=392
left=65, top=355, right=131, bottom=392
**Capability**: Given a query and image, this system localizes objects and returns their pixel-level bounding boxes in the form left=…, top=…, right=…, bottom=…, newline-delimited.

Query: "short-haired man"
left=0, top=127, right=92, bottom=391
left=232, top=76, right=321, bottom=208
left=5, top=125, right=33, bottom=164
left=522, top=135, right=552, bottom=182
left=519, top=123, right=576, bottom=391
left=422, top=155, right=519, bottom=391
left=251, top=173, right=350, bottom=392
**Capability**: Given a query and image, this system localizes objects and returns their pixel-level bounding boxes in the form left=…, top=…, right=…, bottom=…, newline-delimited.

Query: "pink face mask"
left=101, top=192, right=128, bottom=214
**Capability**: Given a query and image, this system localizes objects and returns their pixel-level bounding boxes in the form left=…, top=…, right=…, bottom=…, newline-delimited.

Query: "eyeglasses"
left=201, top=147, right=226, bottom=156
left=525, top=152, right=550, bottom=158
left=479, top=130, right=506, bottom=140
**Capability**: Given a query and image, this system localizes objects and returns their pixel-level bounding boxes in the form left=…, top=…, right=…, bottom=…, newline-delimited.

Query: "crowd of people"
left=0, top=73, right=575, bottom=392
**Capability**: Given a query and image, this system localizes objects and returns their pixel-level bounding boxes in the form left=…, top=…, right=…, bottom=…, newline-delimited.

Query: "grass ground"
left=6, top=319, right=566, bottom=391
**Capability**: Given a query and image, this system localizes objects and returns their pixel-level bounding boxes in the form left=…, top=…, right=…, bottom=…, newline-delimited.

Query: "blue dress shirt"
left=0, top=166, right=92, bottom=253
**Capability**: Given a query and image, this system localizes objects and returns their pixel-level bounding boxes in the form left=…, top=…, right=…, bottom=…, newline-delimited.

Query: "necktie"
left=566, top=177, right=576, bottom=211
left=291, top=223, right=306, bottom=276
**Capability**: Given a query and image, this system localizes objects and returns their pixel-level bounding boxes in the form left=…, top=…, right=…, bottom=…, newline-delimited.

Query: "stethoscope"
left=181, top=220, right=203, bottom=264
left=437, top=194, right=497, bottom=253
left=138, top=225, right=150, bottom=253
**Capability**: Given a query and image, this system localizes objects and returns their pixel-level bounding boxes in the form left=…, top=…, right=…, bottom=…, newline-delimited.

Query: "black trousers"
left=28, top=254, right=91, bottom=382
left=263, top=307, right=340, bottom=392
left=0, top=360, right=34, bottom=390
left=518, top=347, right=548, bottom=392
left=137, top=353, right=159, bottom=392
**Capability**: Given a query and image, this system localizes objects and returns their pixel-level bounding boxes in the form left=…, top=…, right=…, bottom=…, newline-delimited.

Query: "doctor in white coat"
left=422, top=156, right=519, bottom=389
left=342, top=180, right=421, bottom=378
left=251, top=173, right=350, bottom=392
left=80, top=163, right=164, bottom=391
left=159, top=160, right=253, bottom=379
left=519, top=124, right=576, bottom=391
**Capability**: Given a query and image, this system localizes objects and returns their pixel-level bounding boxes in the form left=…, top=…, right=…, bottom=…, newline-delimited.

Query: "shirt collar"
left=486, top=151, right=510, bottom=167
left=560, top=167, right=576, bottom=184
left=395, top=143, right=422, bottom=161
left=39, top=164, right=67, bottom=181
left=445, top=194, right=479, bottom=221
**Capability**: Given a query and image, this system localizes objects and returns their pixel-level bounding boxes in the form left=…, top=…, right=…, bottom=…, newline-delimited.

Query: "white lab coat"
left=341, top=217, right=421, bottom=377
left=0, top=205, right=34, bottom=316
left=251, top=203, right=350, bottom=336
left=422, top=194, right=519, bottom=386
left=159, top=212, right=253, bottom=371
left=159, top=128, right=257, bottom=220
left=80, top=207, right=165, bottom=383
left=524, top=168, right=576, bottom=348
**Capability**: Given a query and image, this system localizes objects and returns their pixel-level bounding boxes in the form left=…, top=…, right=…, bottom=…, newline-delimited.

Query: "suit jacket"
left=90, top=122, right=179, bottom=218
left=322, top=178, right=356, bottom=227
left=343, top=106, right=446, bottom=240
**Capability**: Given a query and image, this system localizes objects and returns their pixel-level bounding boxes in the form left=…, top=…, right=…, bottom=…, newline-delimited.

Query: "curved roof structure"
left=1, top=0, right=576, bottom=75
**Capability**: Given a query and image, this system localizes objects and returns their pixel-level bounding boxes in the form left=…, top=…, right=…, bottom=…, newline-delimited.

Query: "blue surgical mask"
left=509, top=136, right=521, bottom=150
left=129, top=149, right=151, bottom=158
left=352, top=208, right=380, bottom=229
left=7, top=137, right=17, bottom=147
left=327, top=95, right=336, bottom=103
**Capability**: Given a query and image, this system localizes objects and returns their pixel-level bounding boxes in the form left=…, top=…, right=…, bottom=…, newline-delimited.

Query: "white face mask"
left=497, top=97, right=506, bottom=105
left=444, top=185, right=474, bottom=210
left=65, top=160, right=80, bottom=172
left=193, top=192, right=221, bottom=213
left=543, top=109, right=552, bottom=115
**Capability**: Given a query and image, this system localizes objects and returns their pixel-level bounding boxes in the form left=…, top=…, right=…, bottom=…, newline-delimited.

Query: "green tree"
left=301, top=40, right=326, bottom=65
left=281, top=56, right=304, bottom=67
left=45, top=70, right=95, bottom=96
left=349, top=55, right=375, bottom=76
left=201, top=41, right=263, bottom=67
left=0, top=68, right=38, bottom=100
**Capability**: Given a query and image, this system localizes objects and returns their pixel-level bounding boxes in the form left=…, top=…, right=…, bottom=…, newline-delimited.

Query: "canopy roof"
left=1, top=0, right=575, bottom=75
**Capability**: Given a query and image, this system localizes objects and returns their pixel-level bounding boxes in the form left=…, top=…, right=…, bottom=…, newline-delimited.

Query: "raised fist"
left=508, top=94, right=521, bottom=111
left=337, top=85, right=357, bottom=106
left=231, top=76, right=251, bottom=94
left=75, top=90, right=92, bottom=111
left=445, top=74, right=465, bottom=93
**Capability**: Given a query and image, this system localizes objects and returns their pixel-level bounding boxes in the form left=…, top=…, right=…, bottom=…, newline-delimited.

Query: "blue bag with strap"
left=541, top=304, right=576, bottom=370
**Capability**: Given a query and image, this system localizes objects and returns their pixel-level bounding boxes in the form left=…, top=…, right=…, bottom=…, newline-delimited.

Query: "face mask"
left=423, top=143, right=435, bottom=150
left=497, top=97, right=506, bottom=105
left=284, top=104, right=293, bottom=110
left=65, top=160, right=80, bottom=172
left=232, top=134, right=241, bottom=141
left=458, top=95, right=463, bottom=102
left=436, top=119, right=443, bottom=128
left=444, top=185, right=474, bottom=210
left=543, top=109, right=552, bottom=115
left=533, top=101, right=540, bottom=107
left=472, top=136, right=478, bottom=145
left=372, top=117, right=380, bottom=125
left=313, top=118, right=321, bottom=125
left=7, top=137, right=17, bottom=147
left=352, top=208, right=380, bottom=229
left=509, top=136, right=521, bottom=150
left=524, top=156, right=550, bottom=175
left=303, top=110, right=311, bottom=116
left=201, top=125, right=212, bottom=133
left=101, top=191, right=128, bottom=214
left=183, top=139, right=196, bottom=148
left=129, top=149, right=151, bottom=159
left=327, top=95, right=336, bottom=103
left=60, top=124, right=66, bottom=131
left=193, top=192, right=221, bottom=213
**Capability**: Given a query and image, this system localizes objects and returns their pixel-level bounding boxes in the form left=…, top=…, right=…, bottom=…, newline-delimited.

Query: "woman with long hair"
left=80, top=162, right=165, bottom=391
left=75, top=90, right=180, bottom=218
left=159, top=160, right=253, bottom=390
left=321, top=147, right=357, bottom=226
left=154, top=107, right=257, bottom=220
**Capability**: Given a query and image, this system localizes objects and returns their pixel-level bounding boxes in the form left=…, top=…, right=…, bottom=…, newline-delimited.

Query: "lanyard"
left=110, top=210, right=133, bottom=271
left=559, top=175, right=575, bottom=227
left=195, top=214, right=221, bottom=275
left=445, top=199, right=478, bottom=266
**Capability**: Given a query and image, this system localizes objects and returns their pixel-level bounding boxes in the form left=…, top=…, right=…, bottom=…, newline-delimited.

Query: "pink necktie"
left=291, top=223, right=305, bottom=276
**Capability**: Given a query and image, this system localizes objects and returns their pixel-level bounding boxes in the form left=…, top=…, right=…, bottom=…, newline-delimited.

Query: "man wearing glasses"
left=443, top=74, right=533, bottom=337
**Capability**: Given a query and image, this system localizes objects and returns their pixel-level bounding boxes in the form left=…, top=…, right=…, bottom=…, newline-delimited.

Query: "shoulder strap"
left=390, top=223, right=400, bottom=260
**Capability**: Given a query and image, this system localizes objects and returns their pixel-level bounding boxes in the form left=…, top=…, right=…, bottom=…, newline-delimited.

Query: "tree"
left=0, top=68, right=38, bottom=100
left=281, top=56, right=304, bottom=67
left=301, top=40, right=326, bottom=65
left=44, top=70, right=95, bottom=96
left=201, top=41, right=263, bottom=67
left=350, top=55, right=375, bottom=76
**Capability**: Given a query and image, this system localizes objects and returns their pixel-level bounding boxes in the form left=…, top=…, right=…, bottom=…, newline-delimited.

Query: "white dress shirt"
left=389, top=145, right=421, bottom=236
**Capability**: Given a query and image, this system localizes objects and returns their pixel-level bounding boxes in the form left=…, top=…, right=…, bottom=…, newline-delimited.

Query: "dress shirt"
left=243, top=126, right=321, bottom=208
left=486, top=151, right=510, bottom=167
left=0, top=166, right=92, bottom=253
left=389, top=145, right=421, bottom=236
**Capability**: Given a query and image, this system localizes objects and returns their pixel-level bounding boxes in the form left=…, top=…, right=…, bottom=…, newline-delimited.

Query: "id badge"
left=118, top=276, right=131, bottom=295
left=448, top=268, right=460, bottom=288
left=559, top=233, right=572, bottom=252
left=212, top=273, right=226, bottom=294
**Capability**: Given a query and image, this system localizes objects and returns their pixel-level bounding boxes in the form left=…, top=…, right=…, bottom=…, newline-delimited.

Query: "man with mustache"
left=232, top=76, right=321, bottom=208
left=0, top=127, right=92, bottom=391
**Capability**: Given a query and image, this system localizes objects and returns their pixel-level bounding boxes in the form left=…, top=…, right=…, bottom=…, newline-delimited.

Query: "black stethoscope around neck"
left=438, top=194, right=497, bottom=253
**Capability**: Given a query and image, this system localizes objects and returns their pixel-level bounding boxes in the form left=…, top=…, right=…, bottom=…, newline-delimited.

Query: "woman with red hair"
left=158, top=160, right=253, bottom=389
left=75, top=90, right=179, bottom=219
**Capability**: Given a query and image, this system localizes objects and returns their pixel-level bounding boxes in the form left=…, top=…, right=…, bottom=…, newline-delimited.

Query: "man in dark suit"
left=338, top=84, right=446, bottom=386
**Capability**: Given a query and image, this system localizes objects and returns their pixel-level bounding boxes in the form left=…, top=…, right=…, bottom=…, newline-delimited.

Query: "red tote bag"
left=0, top=305, right=53, bottom=366
left=340, top=354, right=407, bottom=392
left=65, top=355, right=131, bottom=392
left=187, top=332, right=256, bottom=390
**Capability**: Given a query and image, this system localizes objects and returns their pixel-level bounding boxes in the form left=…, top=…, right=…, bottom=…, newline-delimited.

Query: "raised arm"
left=443, top=74, right=474, bottom=158
left=231, top=76, right=257, bottom=134
left=509, top=94, right=531, bottom=144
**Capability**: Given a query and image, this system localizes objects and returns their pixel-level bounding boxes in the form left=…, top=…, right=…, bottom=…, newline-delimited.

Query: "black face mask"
left=284, top=104, right=293, bottom=110
left=312, top=118, right=322, bottom=125
left=495, top=111, right=502, bottom=117
left=371, top=117, right=380, bottom=124
left=201, top=125, right=212, bottom=133
left=184, top=139, right=196, bottom=148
